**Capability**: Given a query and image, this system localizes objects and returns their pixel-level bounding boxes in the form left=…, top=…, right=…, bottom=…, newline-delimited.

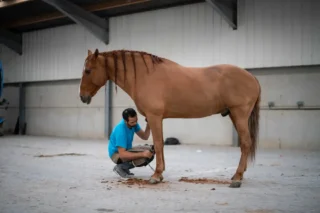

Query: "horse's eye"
left=85, top=69, right=91, bottom=74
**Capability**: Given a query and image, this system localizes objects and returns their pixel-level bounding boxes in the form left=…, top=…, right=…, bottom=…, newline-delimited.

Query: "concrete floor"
left=0, top=136, right=319, bottom=213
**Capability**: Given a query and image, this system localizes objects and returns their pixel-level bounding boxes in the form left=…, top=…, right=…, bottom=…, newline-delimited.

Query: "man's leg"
left=110, top=145, right=154, bottom=178
left=111, top=153, right=135, bottom=178
left=127, top=144, right=155, bottom=168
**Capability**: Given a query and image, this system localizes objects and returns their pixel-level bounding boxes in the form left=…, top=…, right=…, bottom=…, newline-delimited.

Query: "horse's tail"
left=248, top=79, right=261, bottom=162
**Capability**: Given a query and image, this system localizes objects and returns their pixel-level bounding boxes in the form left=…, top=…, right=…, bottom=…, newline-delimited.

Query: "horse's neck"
left=105, top=54, right=137, bottom=99
left=104, top=51, right=165, bottom=99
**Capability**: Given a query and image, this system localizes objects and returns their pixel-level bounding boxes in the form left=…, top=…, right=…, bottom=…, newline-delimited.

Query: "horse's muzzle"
left=80, top=95, right=92, bottom=104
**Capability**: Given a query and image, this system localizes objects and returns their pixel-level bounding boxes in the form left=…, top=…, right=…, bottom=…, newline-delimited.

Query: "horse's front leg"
left=146, top=114, right=165, bottom=184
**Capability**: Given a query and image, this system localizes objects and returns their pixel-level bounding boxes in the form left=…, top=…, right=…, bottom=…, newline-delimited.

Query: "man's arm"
left=136, top=122, right=151, bottom=140
left=115, top=122, right=152, bottom=161
left=114, top=127, right=137, bottom=161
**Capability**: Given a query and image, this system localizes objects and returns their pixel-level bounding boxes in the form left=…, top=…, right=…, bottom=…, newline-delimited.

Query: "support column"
left=104, top=81, right=113, bottom=139
left=19, top=83, right=26, bottom=135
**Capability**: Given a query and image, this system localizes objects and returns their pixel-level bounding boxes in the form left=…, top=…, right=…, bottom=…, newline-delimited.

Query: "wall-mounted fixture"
left=268, top=101, right=275, bottom=108
left=297, top=101, right=304, bottom=108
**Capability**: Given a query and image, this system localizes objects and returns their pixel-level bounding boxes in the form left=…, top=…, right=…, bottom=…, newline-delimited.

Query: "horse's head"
left=79, top=49, right=108, bottom=104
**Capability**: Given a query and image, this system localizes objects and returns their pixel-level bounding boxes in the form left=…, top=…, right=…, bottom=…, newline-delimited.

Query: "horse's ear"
left=94, top=49, right=99, bottom=58
left=88, top=50, right=92, bottom=56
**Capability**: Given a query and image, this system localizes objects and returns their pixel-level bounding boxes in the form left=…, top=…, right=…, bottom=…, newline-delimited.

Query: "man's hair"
left=122, top=108, right=137, bottom=121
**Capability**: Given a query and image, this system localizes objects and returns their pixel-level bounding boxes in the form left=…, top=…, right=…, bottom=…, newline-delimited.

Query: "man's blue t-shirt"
left=108, top=119, right=141, bottom=158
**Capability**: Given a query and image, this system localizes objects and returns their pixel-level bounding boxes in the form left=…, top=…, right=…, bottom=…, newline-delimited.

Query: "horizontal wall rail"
left=261, top=106, right=320, bottom=110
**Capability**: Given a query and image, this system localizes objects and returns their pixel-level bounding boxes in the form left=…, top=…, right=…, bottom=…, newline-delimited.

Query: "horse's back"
left=208, top=64, right=252, bottom=76
left=203, top=64, right=257, bottom=85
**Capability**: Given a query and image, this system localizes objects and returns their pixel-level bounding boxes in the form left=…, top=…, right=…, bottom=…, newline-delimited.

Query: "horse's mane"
left=101, top=49, right=164, bottom=90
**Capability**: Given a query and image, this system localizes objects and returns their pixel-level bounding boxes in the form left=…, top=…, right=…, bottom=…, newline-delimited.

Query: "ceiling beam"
left=0, top=0, right=33, bottom=9
left=0, top=28, right=22, bottom=55
left=41, top=0, right=109, bottom=45
left=206, top=0, right=237, bottom=30
left=3, top=0, right=150, bottom=29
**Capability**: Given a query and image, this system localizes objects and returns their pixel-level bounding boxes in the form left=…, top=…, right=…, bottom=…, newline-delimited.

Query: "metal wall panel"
left=24, top=80, right=105, bottom=139
left=1, top=0, right=320, bottom=83
left=250, top=66, right=320, bottom=150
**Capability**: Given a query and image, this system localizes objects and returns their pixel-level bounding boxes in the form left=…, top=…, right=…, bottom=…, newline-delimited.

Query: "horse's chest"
left=134, top=101, right=146, bottom=116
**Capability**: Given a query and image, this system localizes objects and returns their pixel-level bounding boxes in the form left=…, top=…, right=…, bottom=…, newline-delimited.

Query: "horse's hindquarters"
left=216, top=65, right=260, bottom=108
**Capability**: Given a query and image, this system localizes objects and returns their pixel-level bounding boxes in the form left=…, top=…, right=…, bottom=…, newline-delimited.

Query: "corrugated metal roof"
left=0, top=0, right=205, bottom=33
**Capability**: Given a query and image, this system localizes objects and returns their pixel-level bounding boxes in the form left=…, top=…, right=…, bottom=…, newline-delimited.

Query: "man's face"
left=126, top=116, right=138, bottom=128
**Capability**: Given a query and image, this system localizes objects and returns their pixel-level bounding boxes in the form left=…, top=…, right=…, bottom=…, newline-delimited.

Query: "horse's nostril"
left=80, top=95, right=91, bottom=104
left=80, top=96, right=85, bottom=102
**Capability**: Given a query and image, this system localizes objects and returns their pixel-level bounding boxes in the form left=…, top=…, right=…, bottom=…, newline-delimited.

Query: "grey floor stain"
left=34, top=153, right=87, bottom=157
left=96, top=208, right=115, bottom=212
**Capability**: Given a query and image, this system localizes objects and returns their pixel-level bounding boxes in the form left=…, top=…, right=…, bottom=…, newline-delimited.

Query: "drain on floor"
left=34, top=153, right=87, bottom=157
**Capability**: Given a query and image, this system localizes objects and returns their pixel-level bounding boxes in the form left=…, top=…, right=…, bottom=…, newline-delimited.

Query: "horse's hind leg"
left=229, top=113, right=246, bottom=181
left=229, top=105, right=253, bottom=188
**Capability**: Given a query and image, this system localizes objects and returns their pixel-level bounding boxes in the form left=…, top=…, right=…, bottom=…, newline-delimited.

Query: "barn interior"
left=0, top=0, right=320, bottom=212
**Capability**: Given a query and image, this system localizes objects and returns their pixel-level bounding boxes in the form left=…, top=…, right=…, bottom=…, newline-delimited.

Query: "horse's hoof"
left=149, top=177, right=161, bottom=184
left=229, top=181, right=242, bottom=188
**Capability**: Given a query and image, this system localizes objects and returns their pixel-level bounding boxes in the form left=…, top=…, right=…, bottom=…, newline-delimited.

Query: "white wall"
left=0, top=0, right=319, bottom=83
left=251, top=66, right=320, bottom=150
left=23, top=80, right=105, bottom=139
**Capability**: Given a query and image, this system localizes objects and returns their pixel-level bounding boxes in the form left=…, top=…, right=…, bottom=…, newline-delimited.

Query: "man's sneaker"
left=113, top=165, right=130, bottom=179
left=124, top=169, right=134, bottom=176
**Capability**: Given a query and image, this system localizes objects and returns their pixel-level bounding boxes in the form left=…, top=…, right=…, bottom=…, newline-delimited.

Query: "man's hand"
left=142, top=150, right=153, bottom=159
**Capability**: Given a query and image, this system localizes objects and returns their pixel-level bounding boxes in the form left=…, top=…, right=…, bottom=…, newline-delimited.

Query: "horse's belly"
left=164, top=95, right=221, bottom=118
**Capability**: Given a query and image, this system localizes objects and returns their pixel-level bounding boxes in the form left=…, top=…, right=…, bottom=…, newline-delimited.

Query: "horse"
left=79, top=49, right=261, bottom=188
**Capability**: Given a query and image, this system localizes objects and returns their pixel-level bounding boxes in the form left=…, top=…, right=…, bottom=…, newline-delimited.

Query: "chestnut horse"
left=79, top=49, right=261, bottom=188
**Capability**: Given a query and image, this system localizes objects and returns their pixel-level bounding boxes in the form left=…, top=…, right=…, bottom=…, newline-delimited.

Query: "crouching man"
left=108, top=108, right=154, bottom=178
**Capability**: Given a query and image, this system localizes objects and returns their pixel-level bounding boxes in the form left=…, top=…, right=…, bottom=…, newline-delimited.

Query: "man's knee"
left=111, top=153, right=122, bottom=164
left=112, top=145, right=154, bottom=167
